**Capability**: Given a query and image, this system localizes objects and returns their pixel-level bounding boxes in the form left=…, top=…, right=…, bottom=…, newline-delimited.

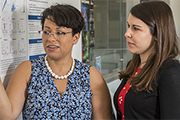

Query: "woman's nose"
left=48, top=33, right=56, bottom=42
left=125, top=28, right=132, bottom=38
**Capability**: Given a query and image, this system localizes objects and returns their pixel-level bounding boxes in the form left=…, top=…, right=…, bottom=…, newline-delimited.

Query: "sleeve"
left=158, top=61, right=180, bottom=119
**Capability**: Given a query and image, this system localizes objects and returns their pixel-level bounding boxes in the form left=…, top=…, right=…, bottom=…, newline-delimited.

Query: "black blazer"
left=113, top=59, right=180, bottom=119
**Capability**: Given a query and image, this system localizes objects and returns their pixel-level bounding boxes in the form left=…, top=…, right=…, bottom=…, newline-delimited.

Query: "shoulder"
left=161, top=59, right=180, bottom=68
left=90, top=66, right=105, bottom=85
left=73, top=59, right=106, bottom=88
left=16, top=60, right=31, bottom=71
left=74, top=59, right=90, bottom=68
left=30, top=56, right=45, bottom=65
left=157, top=60, right=180, bottom=118
left=89, top=66, right=109, bottom=95
left=158, top=59, right=180, bottom=77
left=9, top=60, right=31, bottom=84
left=157, top=59, right=180, bottom=87
left=74, top=59, right=90, bottom=75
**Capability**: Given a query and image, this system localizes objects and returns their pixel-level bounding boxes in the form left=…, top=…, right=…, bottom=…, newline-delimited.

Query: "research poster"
left=27, top=0, right=49, bottom=60
left=0, top=0, right=27, bottom=86
left=0, top=0, right=82, bottom=87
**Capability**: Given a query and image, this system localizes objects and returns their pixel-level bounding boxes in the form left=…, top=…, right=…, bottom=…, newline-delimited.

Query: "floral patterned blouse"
left=22, top=56, right=92, bottom=120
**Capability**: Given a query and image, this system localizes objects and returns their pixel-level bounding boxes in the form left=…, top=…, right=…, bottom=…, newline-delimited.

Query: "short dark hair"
left=41, top=4, right=84, bottom=36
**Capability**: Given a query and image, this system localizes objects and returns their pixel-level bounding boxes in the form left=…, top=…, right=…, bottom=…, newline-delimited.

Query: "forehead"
left=43, top=19, right=71, bottom=31
left=44, top=18, right=57, bottom=27
left=128, top=13, right=146, bottom=26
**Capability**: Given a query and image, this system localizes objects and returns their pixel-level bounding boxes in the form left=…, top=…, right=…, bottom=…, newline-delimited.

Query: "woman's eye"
left=43, top=31, right=49, bottom=34
left=134, top=27, right=139, bottom=30
left=56, top=32, right=65, bottom=35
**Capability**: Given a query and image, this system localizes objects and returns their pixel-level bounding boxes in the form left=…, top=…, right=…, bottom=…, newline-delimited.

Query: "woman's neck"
left=139, top=61, right=146, bottom=68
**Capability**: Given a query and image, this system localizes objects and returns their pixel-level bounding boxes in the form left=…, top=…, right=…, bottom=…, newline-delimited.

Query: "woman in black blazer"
left=114, top=1, right=180, bottom=119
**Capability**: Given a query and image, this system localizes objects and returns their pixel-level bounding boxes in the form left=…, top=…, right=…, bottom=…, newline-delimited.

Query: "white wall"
left=126, top=0, right=139, bottom=20
left=170, top=0, right=180, bottom=38
left=159, top=0, right=180, bottom=39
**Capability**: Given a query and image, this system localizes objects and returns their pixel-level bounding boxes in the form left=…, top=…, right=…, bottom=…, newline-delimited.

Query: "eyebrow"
left=127, top=22, right=142, bottom=28
left=44, top=26, right=50, bottom=29
left=133, top=24, right=142, bottom=28
left=44, top=26, right=62, bottom=30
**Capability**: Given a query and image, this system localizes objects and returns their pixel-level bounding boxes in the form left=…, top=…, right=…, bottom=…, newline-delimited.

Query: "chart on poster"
left=0, top=0, right=27, bottom=86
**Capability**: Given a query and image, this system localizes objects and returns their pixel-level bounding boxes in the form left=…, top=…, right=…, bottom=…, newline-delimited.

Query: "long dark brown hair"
left=120, top=1, right=180, bottom=92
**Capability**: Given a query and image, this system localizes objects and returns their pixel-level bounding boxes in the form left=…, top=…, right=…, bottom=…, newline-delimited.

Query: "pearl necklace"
left=45, top=55, right=75, bottom=79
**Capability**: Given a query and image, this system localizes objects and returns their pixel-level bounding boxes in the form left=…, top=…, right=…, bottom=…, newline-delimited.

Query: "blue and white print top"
left=22, top=56, right=92, bottom=120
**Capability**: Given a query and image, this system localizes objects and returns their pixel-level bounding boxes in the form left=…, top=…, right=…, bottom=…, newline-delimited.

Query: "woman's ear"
left=154, top=36, right=157, bottom=41
left=72, top=33, right=80, bottom=45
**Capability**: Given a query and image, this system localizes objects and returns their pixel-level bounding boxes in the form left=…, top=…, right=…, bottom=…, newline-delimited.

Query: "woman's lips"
left=127, top=42, right=134, bottom=46
left=47, top=45, right=59, bottom=50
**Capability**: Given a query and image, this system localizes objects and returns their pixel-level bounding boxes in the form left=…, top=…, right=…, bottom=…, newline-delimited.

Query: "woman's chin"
left=128, top=48, right=135, bottom=54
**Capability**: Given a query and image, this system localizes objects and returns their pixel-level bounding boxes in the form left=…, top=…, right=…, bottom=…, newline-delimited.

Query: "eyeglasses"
left=38, top=30, right=72, bottom=40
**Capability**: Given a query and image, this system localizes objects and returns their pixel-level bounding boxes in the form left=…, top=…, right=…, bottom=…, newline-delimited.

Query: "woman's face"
left=42, top=18, right=79, bottom=60
left=125, top=13, right=155, bottom=58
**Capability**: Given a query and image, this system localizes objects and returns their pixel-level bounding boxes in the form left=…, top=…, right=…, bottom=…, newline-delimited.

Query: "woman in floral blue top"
left=0, top=4, right=112, bottom=119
